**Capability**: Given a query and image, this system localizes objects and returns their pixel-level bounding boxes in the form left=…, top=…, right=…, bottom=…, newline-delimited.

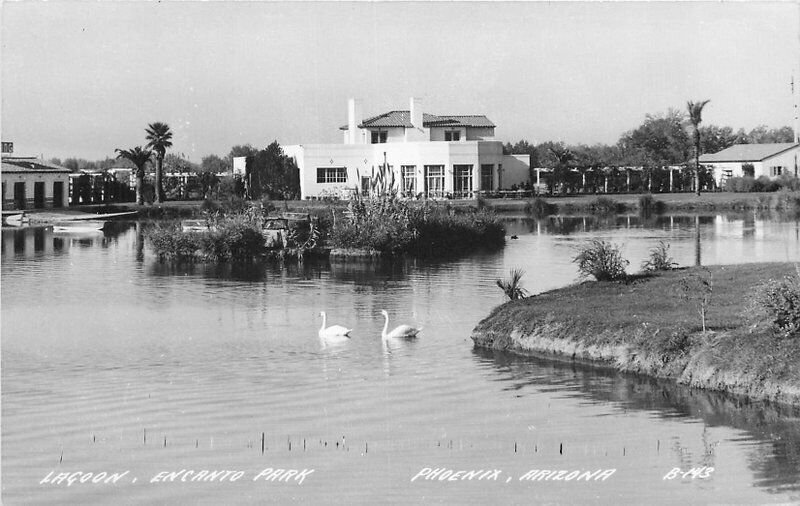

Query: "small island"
left=472, top=262, right=800, bottom=407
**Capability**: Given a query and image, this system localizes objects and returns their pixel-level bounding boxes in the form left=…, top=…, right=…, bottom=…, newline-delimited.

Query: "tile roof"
left=699, top=143, right=799, bottom=163
left=1, top=157, right=71, bottom=173
left=340, top=111, right=495, bottom=130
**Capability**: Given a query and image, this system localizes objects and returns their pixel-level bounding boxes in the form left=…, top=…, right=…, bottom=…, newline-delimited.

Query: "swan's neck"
left=320, top=313, right=326, bottom=331
left=382, top=313, right=389, bottom=337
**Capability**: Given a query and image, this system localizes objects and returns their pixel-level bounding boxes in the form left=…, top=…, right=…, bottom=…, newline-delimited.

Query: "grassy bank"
left=471, top=263, right=800, bottom=407
left=66, top=189, right=800, bottom=218
left=483, top=190, right=800, bottom=215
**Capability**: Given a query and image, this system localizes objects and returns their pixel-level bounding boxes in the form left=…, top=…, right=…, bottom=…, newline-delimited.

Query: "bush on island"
left=573, top=239, right=629, bottom=281
left=641, top=241, right=678, bottom=272
left=749, top=266, right=800, bottom=338
left=329, top=195, right=505, bottom=256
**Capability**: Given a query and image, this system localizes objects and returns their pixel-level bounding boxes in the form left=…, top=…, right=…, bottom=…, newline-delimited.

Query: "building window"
left=721, top=169, right=733, bottom=184
left=371, top=131, right=387, bottom=144
left=481, top=164, right=493, bottom=191
left=771, top=166, right=784, bottom=176
left=316, top=167, right=347, bottom=183
left=453, top=165, right=473, bottom=198
left=424, top=165, right=445, bottom=198
left=401, top=165, right=416, bottom=196
left=445, top=131, right=461, bottom=142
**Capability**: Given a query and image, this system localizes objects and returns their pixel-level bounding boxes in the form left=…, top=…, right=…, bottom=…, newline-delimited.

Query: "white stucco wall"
left=428, top=127, right=467, bottom=142
left=466, top=127, right=496, bottom=141
left=706, top=147, right=800, bottom=186
left=500, top=154, right=531, bottom=189
left=232, top=157, right=247, bottom=176
left=285, top=140, right=509, bottom=199
left=2, top=171, right=70, bottom=209
left=763, top=149, right=800, bottom=178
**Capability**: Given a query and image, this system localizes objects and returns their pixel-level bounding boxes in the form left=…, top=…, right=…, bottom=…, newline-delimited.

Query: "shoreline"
left=470, top=263, right=800, bottom=408
left=18, top=189, right=798, bottom=220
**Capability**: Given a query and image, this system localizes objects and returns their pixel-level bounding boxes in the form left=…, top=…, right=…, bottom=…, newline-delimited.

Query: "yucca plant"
left=496, top=268, right=529, bottom=300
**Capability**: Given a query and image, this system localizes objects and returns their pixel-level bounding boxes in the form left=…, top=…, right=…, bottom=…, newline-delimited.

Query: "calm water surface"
left=2, top=213, right=800, bottom=505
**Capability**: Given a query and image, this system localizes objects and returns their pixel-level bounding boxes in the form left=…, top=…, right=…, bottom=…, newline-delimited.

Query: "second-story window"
left=445, top=131, right=461, bottom=141
left=371, top=131, right=387, bottom=144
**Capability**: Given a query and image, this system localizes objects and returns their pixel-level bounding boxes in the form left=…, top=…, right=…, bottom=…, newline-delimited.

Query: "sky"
left=2, top=1, right=798, bottom=163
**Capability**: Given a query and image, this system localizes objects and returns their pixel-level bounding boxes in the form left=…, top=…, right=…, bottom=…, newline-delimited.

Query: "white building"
left=2, top=156, right=71, bottom=209
left=699, top=143, right=800, bottom=187
left=284, top=98, right=530, bottom=199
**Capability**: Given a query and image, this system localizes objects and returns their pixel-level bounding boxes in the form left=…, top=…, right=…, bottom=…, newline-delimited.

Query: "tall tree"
left=201, top=154, right=227, bottom=174
left=115, top=146, right=152, bottom=205
left=687, top=100, right=710, bottom=196
left=145, top=122, right=173, bottom=203
left=619, top=109, right=691, bottom=168
left=244, top=141, right=300, bottom=199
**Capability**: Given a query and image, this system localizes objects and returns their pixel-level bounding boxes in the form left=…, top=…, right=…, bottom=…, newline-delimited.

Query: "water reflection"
left=472, top=347, right=800, bottom=494
left=1, top=222, right=136, bottom=259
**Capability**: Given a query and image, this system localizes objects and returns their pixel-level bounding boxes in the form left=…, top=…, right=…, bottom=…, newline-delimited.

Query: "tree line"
left=504, top=111, right=792, bottom=170
left=54, top=128, right=300, bottom=205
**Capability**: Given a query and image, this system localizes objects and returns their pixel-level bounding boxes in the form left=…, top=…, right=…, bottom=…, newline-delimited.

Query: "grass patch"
left=472, top=263, right=800, bottom=404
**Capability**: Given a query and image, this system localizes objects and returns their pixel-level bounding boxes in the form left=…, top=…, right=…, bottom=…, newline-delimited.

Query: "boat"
left=3, top=212, right=29, bottom=227
left=52, top=220, right=106, bottom=233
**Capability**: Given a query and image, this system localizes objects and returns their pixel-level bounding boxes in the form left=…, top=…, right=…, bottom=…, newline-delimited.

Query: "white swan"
left=380, top=310, right=421, bottom=339
left=318, top=311, right=352, bottom=340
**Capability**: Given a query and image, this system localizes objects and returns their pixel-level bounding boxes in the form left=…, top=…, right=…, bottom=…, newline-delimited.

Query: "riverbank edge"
left=49, top=190, right=799, bottom=218
left=471, top=265, right=800, bottom=408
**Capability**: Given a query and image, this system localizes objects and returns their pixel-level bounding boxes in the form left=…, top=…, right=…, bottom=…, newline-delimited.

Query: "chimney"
left=347, top=98, right=363, bottom=144
left=410, top=97, right=423, bottom=129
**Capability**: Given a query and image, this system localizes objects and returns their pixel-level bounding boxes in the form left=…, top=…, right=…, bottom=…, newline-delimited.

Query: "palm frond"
left=496, top=268, right=530, bottom=300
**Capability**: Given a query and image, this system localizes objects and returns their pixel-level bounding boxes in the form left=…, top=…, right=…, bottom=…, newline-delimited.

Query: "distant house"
left=2, top=156, right=70, bottom=210
left=283, top=97, right=530, bottom=200
left=699, top=143, right=800, bottom=187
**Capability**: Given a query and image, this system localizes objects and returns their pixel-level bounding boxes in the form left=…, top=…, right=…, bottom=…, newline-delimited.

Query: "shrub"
left=774, top=189, right=800, bottom=213
left=777, top=174, right=800, bottom=191
left=496, top=268, right=529, bottom=300
left=524, top=197, right=556, bottom=217
left=573, top=240, right=629, bottom=281
left=199, top=219, right=265, bottom=261
left=329, top=197, right=505, bottom=256
left=725, top=176, right=755, bottom=193
left=589, top=197, right=624, bottom=215
left=638, top=194, right=665, bottom=215
left=146, top=225, right=202, bottom=260
left=641, top=241, right=678, bottom=272
left=749, top=266, right=800, bottom=337
left=755, top=176, right=781, bottom=192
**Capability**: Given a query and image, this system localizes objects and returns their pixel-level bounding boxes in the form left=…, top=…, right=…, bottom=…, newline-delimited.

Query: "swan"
left=380, top=310, right=421, bottom=339
left=318, top=311, right=352, bottom=339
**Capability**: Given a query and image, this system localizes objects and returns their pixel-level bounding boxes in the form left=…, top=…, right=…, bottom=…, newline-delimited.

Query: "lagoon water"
left=2, top=213, right=800, bottom=505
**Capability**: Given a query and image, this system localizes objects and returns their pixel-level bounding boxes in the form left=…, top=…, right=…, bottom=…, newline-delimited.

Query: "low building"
left=2, top=156, right=71, bottom=209
left=699, top=143, right=800, bottom=187
left=283, top=97, right=530, bottom=199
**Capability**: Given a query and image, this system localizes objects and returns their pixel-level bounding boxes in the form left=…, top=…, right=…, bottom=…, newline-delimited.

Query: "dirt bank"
left=471, top=263, right=800, bottom=407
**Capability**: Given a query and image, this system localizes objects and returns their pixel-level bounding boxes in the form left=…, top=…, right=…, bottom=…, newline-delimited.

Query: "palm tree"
left=687, top=100, right=710, bottom=196
left=145, top=122, right=173, bottom=203
left=496, top=268, right=529, bottom=301
left=115, top=146, right=152, bottom=205
left=548, top=144, right=574, bottom=194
